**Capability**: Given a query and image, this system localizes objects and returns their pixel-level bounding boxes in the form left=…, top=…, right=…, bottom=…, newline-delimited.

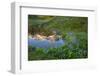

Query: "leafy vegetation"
left=28, top=15, right=88, bottom=60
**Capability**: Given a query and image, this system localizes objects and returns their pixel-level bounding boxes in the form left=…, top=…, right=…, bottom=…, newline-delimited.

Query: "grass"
left=28, top=15, right=88, bottom=60
left=28, top=32, right=88, bottom=60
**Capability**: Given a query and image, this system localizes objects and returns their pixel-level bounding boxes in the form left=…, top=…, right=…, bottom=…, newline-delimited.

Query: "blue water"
left=28, top=38, right=65, bottom=49
left=28, top=32, right=79, bottom=50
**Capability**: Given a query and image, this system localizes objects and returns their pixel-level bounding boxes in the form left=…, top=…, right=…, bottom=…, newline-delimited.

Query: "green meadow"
left=28, top=15, right=88, bottom=60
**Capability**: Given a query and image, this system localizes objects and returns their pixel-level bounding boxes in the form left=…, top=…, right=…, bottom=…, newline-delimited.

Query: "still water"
left=28, top=38, right=65, bottom=49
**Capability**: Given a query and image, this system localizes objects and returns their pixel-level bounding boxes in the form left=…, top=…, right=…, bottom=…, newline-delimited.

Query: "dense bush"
left=28, top=32, right=88, bottom=60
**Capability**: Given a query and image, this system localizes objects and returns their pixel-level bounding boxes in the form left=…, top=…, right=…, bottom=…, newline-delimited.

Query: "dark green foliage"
left=28, top=15, right=88, bottom=60
left=28, top=46, right=36, bottom=52
left=28, top=15, right=88, bottom=36
left=28, top=32, right=88, bottom=60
